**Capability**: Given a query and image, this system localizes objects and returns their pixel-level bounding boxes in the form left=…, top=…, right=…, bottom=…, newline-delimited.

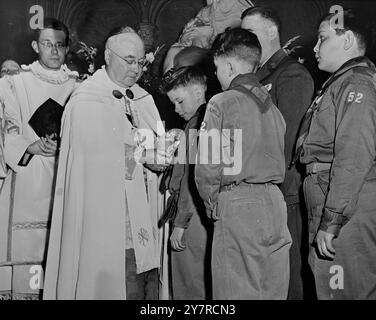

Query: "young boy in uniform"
left=195, top=28, right=291, bottom=299
left=297, top=9, right=376, bottom=299
left=162, top=66, right=213, bottom=299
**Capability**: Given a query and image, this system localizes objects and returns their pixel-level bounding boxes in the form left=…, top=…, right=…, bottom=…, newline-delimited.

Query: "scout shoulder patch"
left=207, top=100, right=221, bottom=118
left=200, top=121, right=207, bottom=132
left=347, top=91, right=364, bottom=104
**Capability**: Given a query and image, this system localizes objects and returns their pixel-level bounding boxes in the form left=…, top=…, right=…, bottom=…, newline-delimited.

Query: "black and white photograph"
left=0, top=0, right=376, bottom=307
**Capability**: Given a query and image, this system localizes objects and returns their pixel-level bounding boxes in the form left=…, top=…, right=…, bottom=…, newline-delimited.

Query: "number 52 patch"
left=347, top=92, right=364, bottom=103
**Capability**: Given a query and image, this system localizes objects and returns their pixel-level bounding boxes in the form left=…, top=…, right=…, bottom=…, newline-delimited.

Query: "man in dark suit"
left=241, top=6, right=315, bottom=299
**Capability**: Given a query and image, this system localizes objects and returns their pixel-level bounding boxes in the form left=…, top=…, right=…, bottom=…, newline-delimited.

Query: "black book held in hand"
left=28, top=98, right=64, bottom=139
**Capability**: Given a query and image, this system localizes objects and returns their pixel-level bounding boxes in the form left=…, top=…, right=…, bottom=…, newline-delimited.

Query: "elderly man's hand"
left=146, top=148, right=173, bottom=164
left=141, top=148, right=172, bottom=172
left=316, top=230, right=336, bottom=259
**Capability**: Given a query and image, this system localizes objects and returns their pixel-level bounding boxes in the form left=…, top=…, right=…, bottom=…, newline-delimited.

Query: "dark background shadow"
left=1, top=0, right=375, bottom=127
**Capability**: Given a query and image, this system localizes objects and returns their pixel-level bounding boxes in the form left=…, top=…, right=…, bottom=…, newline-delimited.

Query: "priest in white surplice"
left=0, top=18, right=79, bottom=300
left=43, top=27, right=169, bottom=300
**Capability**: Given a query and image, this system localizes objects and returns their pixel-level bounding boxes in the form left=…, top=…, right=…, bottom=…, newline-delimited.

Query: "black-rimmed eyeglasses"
left=38, top=41, right=67, bottom=50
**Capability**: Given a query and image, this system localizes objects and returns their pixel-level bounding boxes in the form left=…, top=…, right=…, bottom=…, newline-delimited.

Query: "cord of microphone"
left=112, top=90, right=138, bottom=127
left=112, top=88, right=150, bottom=102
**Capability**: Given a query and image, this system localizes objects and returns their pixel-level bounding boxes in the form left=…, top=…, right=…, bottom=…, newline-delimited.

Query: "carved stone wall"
left=0, top=0, right=375, bottom=131
left=0, top=0, right=375, bottom=75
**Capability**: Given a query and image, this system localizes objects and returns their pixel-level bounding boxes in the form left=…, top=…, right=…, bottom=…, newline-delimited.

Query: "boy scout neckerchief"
left=291, top=56, right=376, bottom=168
left=229, top=73, right=273, bottom=114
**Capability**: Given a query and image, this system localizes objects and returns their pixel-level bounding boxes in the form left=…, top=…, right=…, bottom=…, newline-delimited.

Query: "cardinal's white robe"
left=43, top=67, right=169, bottom=300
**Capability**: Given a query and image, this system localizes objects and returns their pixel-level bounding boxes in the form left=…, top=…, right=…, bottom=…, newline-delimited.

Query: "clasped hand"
left=27, top=134, right=58, bottom=157
left=316, top=230, right=336, bottom=259
left=170, top=227, right=186, bottom=251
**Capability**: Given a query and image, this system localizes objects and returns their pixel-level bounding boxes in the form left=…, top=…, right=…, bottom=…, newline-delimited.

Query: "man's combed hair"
left=241, top=6, right=282, bottom=37
left=211, top=28, right=261, bottom=67
left=161, top=66, right=207, bottom=93
left=321, top=9, right=369, bottom=53
left=34, top=17, right=70, bottom=46
left=105, top=26, right=137, bottom=43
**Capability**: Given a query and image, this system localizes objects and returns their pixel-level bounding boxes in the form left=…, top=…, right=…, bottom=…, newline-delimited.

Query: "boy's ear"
left=192, top=84, right=205, bottom=101
left=268, top=24, right=279, bottom=41
left=343, top=30, right=355, bottom=51
left=227, top=59, right=236, bottom=77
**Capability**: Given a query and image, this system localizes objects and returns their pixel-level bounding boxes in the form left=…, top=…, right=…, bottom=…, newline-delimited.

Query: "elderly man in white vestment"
left=0, top=18, right=79, bottom=300
left=1, top=101, right=6, bottom=187
left=43, top=27, right=169, bottom=300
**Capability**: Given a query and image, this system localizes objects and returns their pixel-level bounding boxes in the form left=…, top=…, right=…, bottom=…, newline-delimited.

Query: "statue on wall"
left=138, top=22, right=159, bottom=52
left=163, top=0, right=254, bottom=73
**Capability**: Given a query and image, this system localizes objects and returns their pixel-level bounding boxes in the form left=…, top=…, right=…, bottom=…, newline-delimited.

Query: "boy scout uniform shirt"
left=195, top=73, right=286, bottom=214
left=300, top=56, right=376, bottom=236
left=172, top=104, right=206, bottom=229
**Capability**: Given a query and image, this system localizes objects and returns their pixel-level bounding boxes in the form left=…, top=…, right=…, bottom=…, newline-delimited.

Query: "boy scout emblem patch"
left=208, top=106, right=220, bottom=118
left=207, top=101, right=220, bottom=118
left=264, top=83, right=272, bottom=91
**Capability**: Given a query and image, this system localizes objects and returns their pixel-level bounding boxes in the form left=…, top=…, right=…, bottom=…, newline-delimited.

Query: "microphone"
left=112, top=89, right=123, bottom=99
left=112, top=89, right=150, bottom=102
left=112, top=90, right=137, bottom=127
left=112, top=89, right=134, bottom=100
left=126, top=89, right=134, bottom=99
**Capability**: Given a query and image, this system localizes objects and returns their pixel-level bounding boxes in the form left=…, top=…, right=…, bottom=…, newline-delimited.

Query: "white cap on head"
left=106, top=27, right=144, bottom=50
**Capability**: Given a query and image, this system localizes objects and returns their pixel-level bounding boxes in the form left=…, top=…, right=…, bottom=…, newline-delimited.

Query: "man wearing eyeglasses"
left=34, top=29, right=68, bottom=71
left=0, top=18, right=79, bottom=300
left=43, top=27, right=169, bottom=300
